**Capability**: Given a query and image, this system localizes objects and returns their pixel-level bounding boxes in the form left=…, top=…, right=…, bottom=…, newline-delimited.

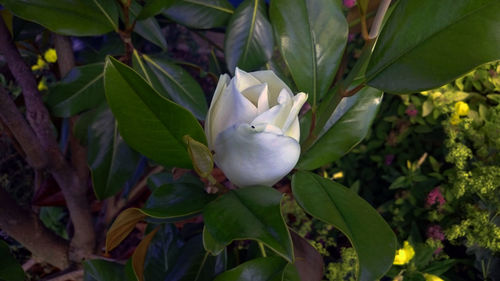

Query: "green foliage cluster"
left=328, top=61, right=500, bottom=280
left=281, top=195, right=359, bottom=281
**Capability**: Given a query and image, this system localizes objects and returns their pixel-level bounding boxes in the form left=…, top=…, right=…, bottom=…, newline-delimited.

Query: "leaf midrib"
left=58, top=72, right=104, bottom=109
left=108, top=60, right=186, bottom=151
left=142, top=55, right=197, bottom=106
left=367, top=1, right=497, bottom=81
left=240, top=0, right=259, bottom=64
left=305, top=0, right=318, bottom=107
left=183, top=0, right=234, bottom=14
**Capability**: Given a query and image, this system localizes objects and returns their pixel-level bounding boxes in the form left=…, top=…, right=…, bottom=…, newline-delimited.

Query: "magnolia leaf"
left=105, top=208, right=146, bottom=254
left=132, top=227, right=160, bottom=281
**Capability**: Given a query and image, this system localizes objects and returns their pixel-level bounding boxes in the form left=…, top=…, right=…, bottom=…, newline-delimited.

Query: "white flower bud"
left=205, top=68, right=307, bottom=187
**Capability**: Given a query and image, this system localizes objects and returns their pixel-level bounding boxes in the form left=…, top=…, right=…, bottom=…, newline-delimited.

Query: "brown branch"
left=53, top=34, right=75, bottom=78
left=0, top=16, right=95, bottom=263
left=0, top=188, right=69, bottom=269
left=42, top=269, right=84, bottom=281
left=0, top=87, right=47, bottom=169
left=53, top=34, right=89, bottom=182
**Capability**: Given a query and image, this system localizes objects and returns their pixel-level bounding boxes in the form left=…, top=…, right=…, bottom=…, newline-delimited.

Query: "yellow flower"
left=332, top=171, right=344, bottom=179
left=44, top=48, right=57, bottom=63
left=37, top=79, right=48, bottom=91
left=393, top=241, right=415, bottom=265
left=31, top=56, right=47, bottom=71
left=423, top=273, right=444, bottom=281
left=454, top=101, right=469, bottom=116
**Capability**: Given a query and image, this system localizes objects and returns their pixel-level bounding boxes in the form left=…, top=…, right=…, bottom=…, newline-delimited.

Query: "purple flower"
left=426, top=187, right=445, bottom=208
left=343, top=0, right=356, bottom=8
left=427, top=225, right=445, bottom=241
left=405, top=104, right=418, bottom=117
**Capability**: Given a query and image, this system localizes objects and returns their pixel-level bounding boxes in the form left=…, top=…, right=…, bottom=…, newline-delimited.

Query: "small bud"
left=184, top=135, right=213, bottom=179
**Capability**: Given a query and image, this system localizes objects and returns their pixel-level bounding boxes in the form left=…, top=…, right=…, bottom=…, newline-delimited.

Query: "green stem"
left=258, top=242, right=267, bottom=257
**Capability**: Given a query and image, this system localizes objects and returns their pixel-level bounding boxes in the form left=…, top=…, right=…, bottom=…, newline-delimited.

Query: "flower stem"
left=258, top=242, right=267, bottom=257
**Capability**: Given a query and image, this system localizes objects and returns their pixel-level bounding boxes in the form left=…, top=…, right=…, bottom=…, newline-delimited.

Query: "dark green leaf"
left=203, top=186, right=293, bottom=262
left=270, top=0, right=348, bottom=103
left=1, top=0, right=118, bottom=36
left=0, top=240, right=24, bottom=281
left=162, top=0, right=234, bottom=29
left=281, top=264, right=302, bottom=281
left=297, top=87, right=383, bottom=170
left=103, top=56, right=206, bottom=168
left=141, top=177, right=215, bottom=218
left=46, top=63, right=105, bottom=117
left=224, top=0, right=273, bottom=73
left=165, top=234, right=226, bottom=281
left=134, top=18, right=167, bottom=50
left=423, top=259, right=457, bottom=276
left=214, top=257, right=286, bottom=281
left=134, top=54, right=208, bottom=120
left=203, top=226, right=226, bottom=256
left=366, top=0, right=500, bottom=93
left=87, top=105, right=141, bottom=200
left=84, top=259, right=125, bottom=281
left=137, top=0, right=175, bottom=20
left=142, top=224, right=181, bottom=281
left=292, top=171, right=397, bottom=281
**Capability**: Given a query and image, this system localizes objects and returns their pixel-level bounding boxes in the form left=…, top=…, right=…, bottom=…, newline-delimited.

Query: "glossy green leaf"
left=214, top=257, right=286, bottom=281
left=281, top=264, right=301, bottom=281
left=298, top=87, right=383, bottom=170
left=46, top=63, right=105, bottom=118
left=366, top=0, right=500, bottom=93
left=137, top=0, right=175, bottom=20
left=270, top=0, right=348, bottom=103
left=162, top=0, right=234, bottom=29
left=1, top=0, right=118, bottom=36
left=87, top=105, right=140, bottom=200
left=164, top=234, right=226, bottom=281
left=103, top=56, right=206, bottom=168
left=141, top=224, right=181, bottom=281
left=0, top=240, right=24, bottom=281
left=141, top=177, right=215, bottom=218
left=133, top=54, right=208, bottom=120
left=135, top=18, right=167, bottom=50
left=224, top=0, right=273, bottom=73
left=292, top=171, right=397, bottom=281
left=203, top=186, right=293, bottom=262
left=203, top=226, right=225, bottom=256
left=84, top=259, right=125, bottom=281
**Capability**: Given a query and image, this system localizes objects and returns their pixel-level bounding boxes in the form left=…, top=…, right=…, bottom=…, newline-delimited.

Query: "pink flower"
left=405, top=104, right=418, bottom=117
left=426, top=187, right=446, bottom=208
left=427, top=225, right=445, bottom=241
left=343, top=0, right=356, bottom=8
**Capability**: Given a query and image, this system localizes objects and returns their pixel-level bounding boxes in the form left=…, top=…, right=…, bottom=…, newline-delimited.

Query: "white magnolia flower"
left=205, top=68, right=307, bottom=187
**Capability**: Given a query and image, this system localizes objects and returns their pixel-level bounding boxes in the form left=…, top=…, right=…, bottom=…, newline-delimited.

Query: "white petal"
left=206, top=75, right=257, bottom=149
left=282, top=92, right=308, bottom=133
left=214, top=123, right=300, bottom=187
left=285, top=117, right=300, bottom=141
left=205, top=74, right=229, bottom=149
left=235, top=67, right=261, bottom=92
left=241, top=83, right=269, bottom=114
left=250, top=70, right=293, bottom=106
left=251, top=89, right=293, bottom=129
